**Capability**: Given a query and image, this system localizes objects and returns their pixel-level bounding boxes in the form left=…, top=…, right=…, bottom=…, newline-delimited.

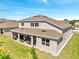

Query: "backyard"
left=0, top=32, right=79, bottom=59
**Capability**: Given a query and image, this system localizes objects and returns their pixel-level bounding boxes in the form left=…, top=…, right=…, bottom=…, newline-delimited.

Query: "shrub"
left=0, top=42, right=11, bottom=59
left=31, top=47, right=38, bottom=59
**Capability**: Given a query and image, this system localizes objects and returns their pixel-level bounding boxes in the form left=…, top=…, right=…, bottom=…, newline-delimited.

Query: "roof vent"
left=41, top=30, right=47, bottom=32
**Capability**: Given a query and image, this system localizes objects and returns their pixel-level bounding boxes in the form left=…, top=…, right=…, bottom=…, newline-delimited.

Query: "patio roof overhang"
left=11, top=28, right=62, bottom=40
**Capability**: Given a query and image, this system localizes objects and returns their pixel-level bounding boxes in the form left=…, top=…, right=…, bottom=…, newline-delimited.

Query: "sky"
left=0, top=0, right=79, bottom=20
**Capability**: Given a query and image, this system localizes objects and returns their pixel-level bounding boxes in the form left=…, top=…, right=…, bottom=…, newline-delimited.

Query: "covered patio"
left=12, top=32, right=36, bottom=46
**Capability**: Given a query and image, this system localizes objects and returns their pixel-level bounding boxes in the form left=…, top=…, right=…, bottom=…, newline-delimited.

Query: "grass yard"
left=0, top=33, right=79, bottom=59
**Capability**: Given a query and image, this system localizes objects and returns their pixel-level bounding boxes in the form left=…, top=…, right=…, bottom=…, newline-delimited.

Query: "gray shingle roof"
left=11, top=28, right=62, bottom=40
left=0, top=21, right=18, bottom=28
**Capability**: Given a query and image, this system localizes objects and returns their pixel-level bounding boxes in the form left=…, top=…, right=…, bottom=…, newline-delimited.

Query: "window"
left=31, top=23, right=34, bottom=27
left=46, top=39, right=50, bottom=46
left=42, top=38, right=45, bottom=45
left=31, top=22, right=39, bottom=27
left=42, top=38, right=50, bottom=46
left=35, top=23, right=39, bottom=27
left=21, top=23, right=24, bottom=26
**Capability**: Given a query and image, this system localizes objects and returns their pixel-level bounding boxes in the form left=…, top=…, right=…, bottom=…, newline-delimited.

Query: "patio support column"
left=11, top=32, right=13, bottom=39
left=31, top=36, right=33, bottom=47
left=17, top=33, right=20, bottom=42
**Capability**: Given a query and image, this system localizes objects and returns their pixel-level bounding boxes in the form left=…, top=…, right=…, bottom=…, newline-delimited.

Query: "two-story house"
left=11, top=15, right=73, bottom=56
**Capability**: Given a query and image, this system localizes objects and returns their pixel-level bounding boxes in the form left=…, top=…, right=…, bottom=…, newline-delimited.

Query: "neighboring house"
left=0, top=20, right=18, bottom=35
left=11, top=15, right=73, bottom=56
left=75, top=22, right=79, bottom=29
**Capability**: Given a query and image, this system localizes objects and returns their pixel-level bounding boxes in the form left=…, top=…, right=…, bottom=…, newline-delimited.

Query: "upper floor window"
left=42, top=38, right=50, bottom=46
left=21, top=23, right=24, bottom=26
left=31, top=22, right=39, bottom=27
left=31, top=23, right=34, bottom=27
left=35, top=23, right=39, bottom=27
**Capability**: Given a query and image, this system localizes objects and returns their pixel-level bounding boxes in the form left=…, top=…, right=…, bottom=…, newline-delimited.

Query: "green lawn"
left=0, top=33, right=79, bottom=59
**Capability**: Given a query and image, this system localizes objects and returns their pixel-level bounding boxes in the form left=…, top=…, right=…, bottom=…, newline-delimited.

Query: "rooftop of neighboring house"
left=11, top=28, right=62, bottom=40
left=0, top=20, right=18, bottom=28
left=0, top=19, right=8, bottom=23
left=19, top=15, right=72, bottom=29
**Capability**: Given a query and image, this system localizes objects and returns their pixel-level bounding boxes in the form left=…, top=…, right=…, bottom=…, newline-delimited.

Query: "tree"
left=69, top=20, right=79, bottom=29
left=64, top=19, right=68, bottom=21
